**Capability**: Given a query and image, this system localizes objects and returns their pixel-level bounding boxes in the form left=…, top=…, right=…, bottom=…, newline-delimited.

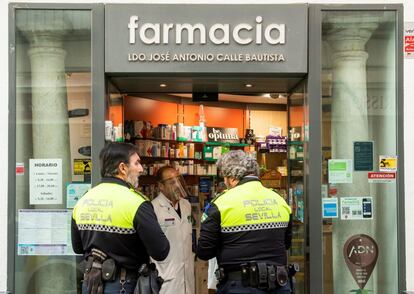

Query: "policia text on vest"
left=71, top=177, right=170, bottom=293
left=196, top=176, right=293, bottom=293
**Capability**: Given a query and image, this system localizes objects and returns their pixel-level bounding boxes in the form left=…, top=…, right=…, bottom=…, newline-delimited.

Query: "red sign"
left=405, top=35, right=414, bottom=53
left=368, top=172, right=396, bottom=183
left=16, top=163, right=24, bottom=176
left=328, top=186, right=338, bottom=196
left=368, top=172, right=396, bottom=179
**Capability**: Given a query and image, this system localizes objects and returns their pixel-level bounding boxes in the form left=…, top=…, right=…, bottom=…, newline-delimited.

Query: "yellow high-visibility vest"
left=213, top=181, right=291, bottom=233
left=73, top=183, right=147, bottom=234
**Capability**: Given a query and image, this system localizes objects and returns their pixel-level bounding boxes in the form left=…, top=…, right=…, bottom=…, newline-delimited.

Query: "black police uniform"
left=71, top=177, right=170, bottom=293
left=196, top=176, right=293, bottom=294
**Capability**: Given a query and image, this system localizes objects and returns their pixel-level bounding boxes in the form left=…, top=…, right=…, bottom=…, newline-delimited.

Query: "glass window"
left=288, top=81, right=309, bottom=294
left=321, top=11, right=398, bottom=293
left=14, top=9, right=91, bottom=293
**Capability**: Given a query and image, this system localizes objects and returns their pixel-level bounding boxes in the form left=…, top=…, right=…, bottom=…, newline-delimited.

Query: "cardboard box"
left=195, top=260, right=209, bottom=294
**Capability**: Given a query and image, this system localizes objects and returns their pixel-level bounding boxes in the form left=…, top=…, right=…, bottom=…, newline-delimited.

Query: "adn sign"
left=105, top=4, right=308, bottom=73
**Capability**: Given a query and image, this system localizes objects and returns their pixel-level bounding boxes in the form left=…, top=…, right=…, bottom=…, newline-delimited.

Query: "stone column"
left=17, top=11, right=75, bottom=294
left=24, top=18, right=71, bottom=167
left=325, top=12, right=382, bottom=294
left=14, top=32, right=34, bottom=294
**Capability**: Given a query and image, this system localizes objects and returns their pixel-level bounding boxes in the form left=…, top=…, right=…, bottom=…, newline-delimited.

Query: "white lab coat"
left=207, top=258, right=219, bottom=290
left=151, top=193, right=195, bottom=294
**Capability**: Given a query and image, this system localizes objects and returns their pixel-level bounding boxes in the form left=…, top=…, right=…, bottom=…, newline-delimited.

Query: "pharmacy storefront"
left=8, top=3, right=405, bottom=294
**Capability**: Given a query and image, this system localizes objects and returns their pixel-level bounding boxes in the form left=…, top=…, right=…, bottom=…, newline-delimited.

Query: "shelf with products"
left=290, top=195, right=305, bottom=223
left=293, top=219, right=305, bottom=225
left=133, top=137, right=205, bottom=144
left=288, top=140, right=304, bottom=161
left=139, top=174, right=217, bottom=186
left=257, top=152, right=289, bottom=198
left=140, top=161, right=218, bottom=181
left=133, top=136, right=249, bottom=162
left=205, top=141, right=249, bottom=147
left=139, top=176, right=217, bottom=203
left=289, top=159, right=304, bottom=162
left=139, top=156, right=205, bottom=162
left=289, top=255, right=305, bottom=262
left=288, top=140, right=304, bottom=145
left=292, top=217, right=305, bottom=225
left=132, top=136, right=250, bottom=147
left=290, top=238, right=305, bottom=257
left=135, top=138, right=204, bottom=159
left=289, top=167, right=305, bottom=232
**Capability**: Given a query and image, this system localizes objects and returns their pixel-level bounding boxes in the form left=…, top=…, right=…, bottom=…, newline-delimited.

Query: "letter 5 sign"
left=379, top=155, right=397, bottom=172
left=74, top=159, right=92, bottom=175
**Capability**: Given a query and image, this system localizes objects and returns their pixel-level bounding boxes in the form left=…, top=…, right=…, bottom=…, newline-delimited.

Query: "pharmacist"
left=151, top=166, right=195, bottom=294
left=197, top=150, right=292, bottom=294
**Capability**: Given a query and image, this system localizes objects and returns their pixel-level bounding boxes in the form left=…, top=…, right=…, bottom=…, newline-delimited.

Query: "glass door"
left=287, top=80, right=309, bottom=294
left=9, top=4, right=104, bottom=293
left=320, top=9, right=400, bottom=294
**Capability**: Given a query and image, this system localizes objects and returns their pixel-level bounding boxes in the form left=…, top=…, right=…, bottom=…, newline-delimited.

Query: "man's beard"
left=127, top=174, right=139, bottom=189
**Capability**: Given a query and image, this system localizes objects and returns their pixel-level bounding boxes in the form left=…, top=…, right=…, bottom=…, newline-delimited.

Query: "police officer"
left=197, top=150, right=292, bottom=294
left=71, top=142, right=170, bottom=294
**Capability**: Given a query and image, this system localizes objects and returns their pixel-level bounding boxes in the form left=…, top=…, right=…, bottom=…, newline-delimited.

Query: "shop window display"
left=104, top=92, right=307, bottom=293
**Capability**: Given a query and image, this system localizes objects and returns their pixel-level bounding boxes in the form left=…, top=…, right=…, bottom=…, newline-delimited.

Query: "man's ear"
left=118, top=162, right=128, bottom=177
left=228, top=177, right=239, bottom=188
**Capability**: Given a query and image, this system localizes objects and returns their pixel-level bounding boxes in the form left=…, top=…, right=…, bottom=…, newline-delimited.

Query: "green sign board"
left=354, top=141, right=373, bottom=171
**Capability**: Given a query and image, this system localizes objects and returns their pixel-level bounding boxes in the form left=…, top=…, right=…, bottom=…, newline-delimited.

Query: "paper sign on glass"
left=368, top=172, right=396, bottom=183
left=322, top=198, right=338, bottom=218
left=405, top=22, right=414, bottom=59
left=328, top=159, right=353, bottom=184
left=67, top=183, right=91, bottom=208
left=344, top=234, right=378, bottom=290
left=341, top=197, right=373, bottom=220
left=353, top=141, right=373, bottom=171
left=379, top=155, right=398, bottom=172
left=18, top=209, right=76, bottom=255
left=16, top=162, right=24, bottom=176
left=29, top=159, right=62, bottom=205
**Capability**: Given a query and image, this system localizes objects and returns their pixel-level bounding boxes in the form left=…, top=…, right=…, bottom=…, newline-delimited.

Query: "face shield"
left=160, top=175, right=190, bottom=201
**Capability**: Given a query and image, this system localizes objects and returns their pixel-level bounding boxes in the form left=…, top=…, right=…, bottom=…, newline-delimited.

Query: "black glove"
left=85, top=249, right=107, bottom=294
left=134, top=263, right=163, bottom=294
left=149, top=264, right=163, bottom=292
left=85, top=266, right=104, bottom=294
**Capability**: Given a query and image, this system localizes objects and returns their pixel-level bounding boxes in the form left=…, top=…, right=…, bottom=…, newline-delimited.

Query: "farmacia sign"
left=128, top=16, right=285, bottom=45
left=105, top=4, right=308, bottom=73
left=127, top=15, right=286, bottom=63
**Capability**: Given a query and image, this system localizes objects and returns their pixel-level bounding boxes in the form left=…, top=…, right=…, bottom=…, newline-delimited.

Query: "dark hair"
left=99, top=142, right=139, bottom=177
left=156, top=165, right=176, bottom=182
